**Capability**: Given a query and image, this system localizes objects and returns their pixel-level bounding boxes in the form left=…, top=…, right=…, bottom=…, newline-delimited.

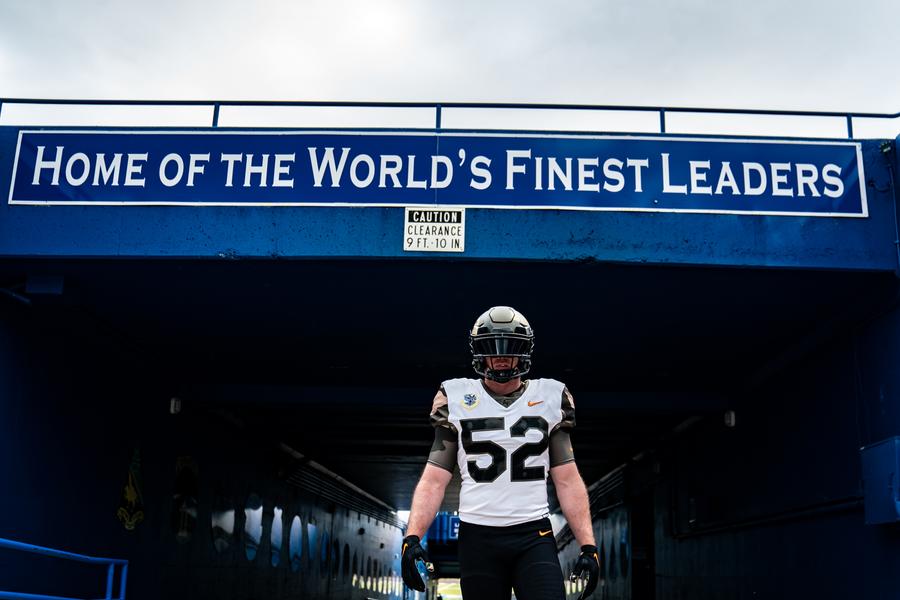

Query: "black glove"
left=570, top=544, right=600, bottom=599
left=401, top=535, right=433, bottom=592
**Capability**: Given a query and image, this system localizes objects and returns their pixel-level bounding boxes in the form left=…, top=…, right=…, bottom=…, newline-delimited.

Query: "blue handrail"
left=0, top=538, right=127, bottom=600
left=0, top=98, right=897, bottom=138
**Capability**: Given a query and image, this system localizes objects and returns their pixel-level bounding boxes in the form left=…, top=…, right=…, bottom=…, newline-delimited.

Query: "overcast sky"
left=0, top=0, right=898, bottom=134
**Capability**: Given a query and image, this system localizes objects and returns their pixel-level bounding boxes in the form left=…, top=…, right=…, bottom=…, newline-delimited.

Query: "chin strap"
left=485, top=367, right=528, bottom=383
left=472, top=357, right=531, bottom=383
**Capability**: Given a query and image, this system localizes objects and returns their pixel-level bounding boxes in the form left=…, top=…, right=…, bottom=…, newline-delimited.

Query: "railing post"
left=118, top=563, right=128, bottom=600
left=846, top=115, right=854, bottom=139
left=212, top=103, right=221, bottom=128
left=105, top=563, right=115, bottom=599
left=0, top=538, right=129, bottom=600
left=659, top=108, right=666, bottom=134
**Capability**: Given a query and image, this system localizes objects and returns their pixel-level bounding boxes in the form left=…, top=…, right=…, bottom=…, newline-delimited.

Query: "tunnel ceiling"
left=1, top=257, right=896, bottom=509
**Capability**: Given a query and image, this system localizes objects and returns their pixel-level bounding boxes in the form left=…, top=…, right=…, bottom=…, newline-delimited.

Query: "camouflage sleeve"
left=427, top=426, right=459, bottom=473
left=429, top=387, right=457, bottom=432
left=549, top=429, right=575, bottom=467
left=551, top=387, right=576, bottom=433
left=549, top=387, right=576, bottom=467
left=427, top=388, right=458, bottom=472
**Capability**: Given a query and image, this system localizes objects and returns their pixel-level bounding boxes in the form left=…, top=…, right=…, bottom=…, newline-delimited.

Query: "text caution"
left=404, top=207, right=465, bottom=253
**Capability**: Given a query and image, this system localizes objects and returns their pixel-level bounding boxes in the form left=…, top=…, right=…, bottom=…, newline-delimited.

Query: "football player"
left=401, top=306, right=600, bottom=600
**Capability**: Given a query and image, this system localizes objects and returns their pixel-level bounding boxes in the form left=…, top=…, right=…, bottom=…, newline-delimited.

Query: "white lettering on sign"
left=31, top=146, right=150, bottom=188
left=14, top=133, right=859, bottom=217
left=403, top=207, right=466, bottom=253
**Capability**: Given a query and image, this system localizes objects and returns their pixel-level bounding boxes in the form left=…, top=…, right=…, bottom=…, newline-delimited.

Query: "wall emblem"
left=116, top=448, right=145, bottom=531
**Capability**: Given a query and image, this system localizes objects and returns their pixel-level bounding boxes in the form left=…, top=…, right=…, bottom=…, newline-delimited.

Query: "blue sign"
left=449, top=516, right=460, bottom=540
left=8, top=130, right=867, bottom=217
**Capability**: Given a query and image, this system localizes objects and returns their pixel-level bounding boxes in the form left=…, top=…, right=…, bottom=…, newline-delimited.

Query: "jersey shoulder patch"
left=441, top=378, right=482, bottom=415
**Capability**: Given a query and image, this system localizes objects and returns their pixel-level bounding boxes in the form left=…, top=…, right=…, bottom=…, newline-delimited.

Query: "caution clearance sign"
left=404, top=207, right=465, bottom=253
left=8, top=130, right=867, bottom=217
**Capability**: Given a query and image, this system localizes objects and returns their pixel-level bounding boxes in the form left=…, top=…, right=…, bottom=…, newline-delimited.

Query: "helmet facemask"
left=469, top=307, right=535, bottom=383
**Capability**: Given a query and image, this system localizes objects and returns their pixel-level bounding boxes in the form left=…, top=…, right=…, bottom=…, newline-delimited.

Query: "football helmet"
left=470, top=306, right=534, bottom=383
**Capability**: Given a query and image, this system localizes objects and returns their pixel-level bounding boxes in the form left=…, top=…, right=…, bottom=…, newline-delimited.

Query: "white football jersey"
left=443, top=377, right=566, bottom=526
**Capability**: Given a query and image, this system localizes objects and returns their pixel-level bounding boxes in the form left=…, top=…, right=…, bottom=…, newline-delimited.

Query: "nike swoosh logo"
left=539, top=529, right=553, bottom=537
left=527, top=400, right=544, bottom=407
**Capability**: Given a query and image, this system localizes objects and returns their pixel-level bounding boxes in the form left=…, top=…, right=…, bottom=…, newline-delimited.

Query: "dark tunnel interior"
left=2, top=257, right=894, bottom=512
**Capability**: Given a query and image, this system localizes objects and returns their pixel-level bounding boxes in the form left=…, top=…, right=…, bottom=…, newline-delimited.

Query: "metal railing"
left=0, top=98, right=897, bottom=139
left=0, top=537, right=128, bottom=600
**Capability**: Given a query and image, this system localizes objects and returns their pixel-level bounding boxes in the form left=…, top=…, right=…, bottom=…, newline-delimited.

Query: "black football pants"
left=458, top=518, right=566, bottom=600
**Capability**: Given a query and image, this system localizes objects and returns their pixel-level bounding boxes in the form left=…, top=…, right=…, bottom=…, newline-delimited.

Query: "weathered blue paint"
left=10, top=131, right=868, bottom=217
left=0, top=114, right=898, bottom=600
left=0, top=127, right=897, bottom=271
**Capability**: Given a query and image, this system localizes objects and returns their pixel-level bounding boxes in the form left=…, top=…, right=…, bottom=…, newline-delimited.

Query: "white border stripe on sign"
left=7, top=129, right=869, bottom=218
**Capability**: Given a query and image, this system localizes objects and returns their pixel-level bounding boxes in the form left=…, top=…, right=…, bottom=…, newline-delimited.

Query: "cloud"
left=0, top=0, right=897, bottom=113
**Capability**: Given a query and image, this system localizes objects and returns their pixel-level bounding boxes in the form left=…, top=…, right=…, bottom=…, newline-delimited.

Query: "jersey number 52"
left=460, top=416, right=549, bottom=483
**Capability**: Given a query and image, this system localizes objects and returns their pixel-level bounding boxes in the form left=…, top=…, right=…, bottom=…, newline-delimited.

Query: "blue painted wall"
left=0, top=128, right=897, bottom=271
left=2, top=131, right=899, bottom=599
left=558, top=506, right=631, bottom=600
left=574, top=284, right=900, bottom=599
left=0, top=302, right=159, bottom=598
left=0, top=301, right=406, bottom=600
left=550, top=140, right=900, bottom=596
left=638, top=142, right=900, bottom=600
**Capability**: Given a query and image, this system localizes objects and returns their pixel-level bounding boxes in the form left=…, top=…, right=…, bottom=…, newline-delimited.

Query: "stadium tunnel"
left=2, top=105, right=900, bottom=600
